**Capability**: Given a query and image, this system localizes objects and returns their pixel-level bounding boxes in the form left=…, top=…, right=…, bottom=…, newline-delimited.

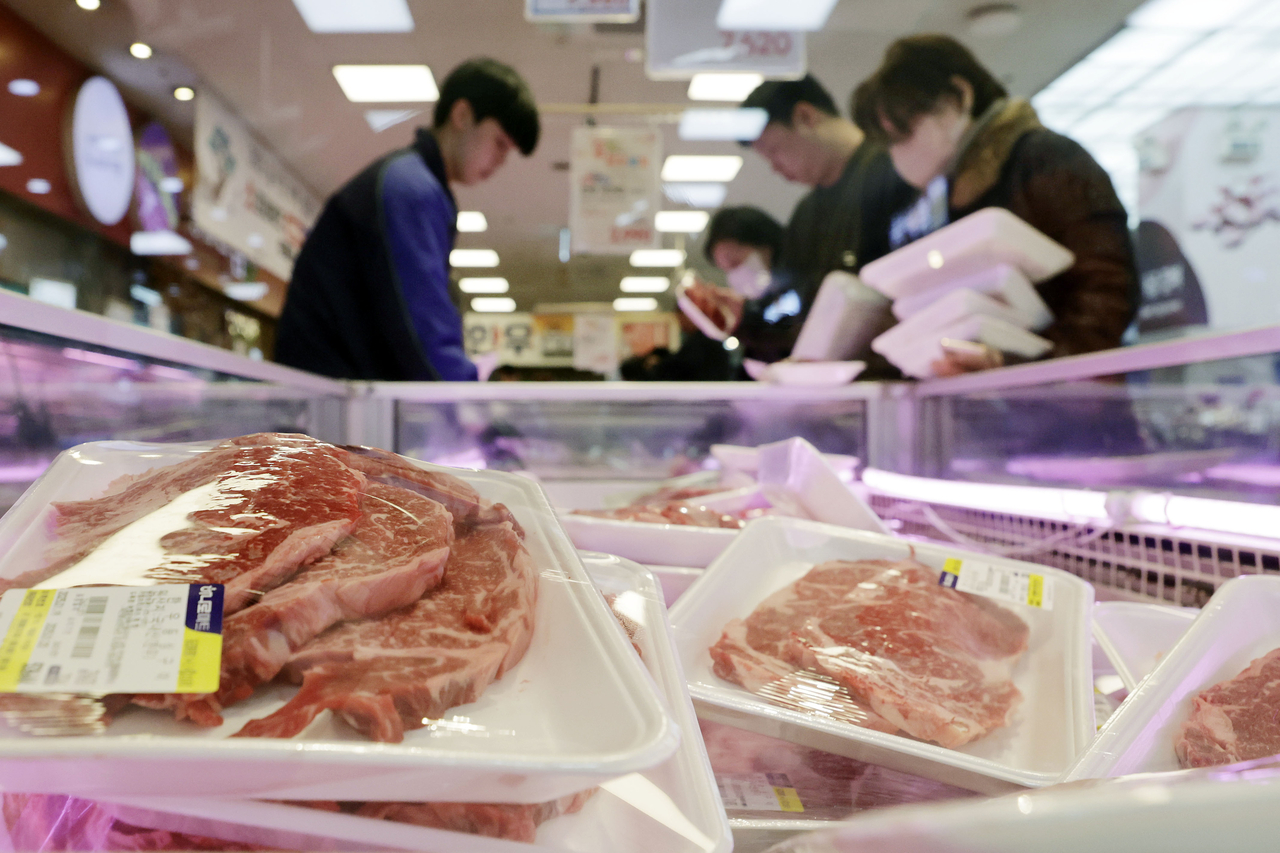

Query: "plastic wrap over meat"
left=572, top=503, right=746, bottom=529
left=1176, top=646, right=1280, bottom=768
left=710, top=559, right=1030, bottom=748
left=0, top=434, right=536, bottom=743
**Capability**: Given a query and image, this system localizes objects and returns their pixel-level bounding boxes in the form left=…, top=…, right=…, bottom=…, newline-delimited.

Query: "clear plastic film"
left=758, top=754, right=1280, bottom=853
left=0, top=437, right=676, bottom=804
left=669, top=517, right=1096, bottom=793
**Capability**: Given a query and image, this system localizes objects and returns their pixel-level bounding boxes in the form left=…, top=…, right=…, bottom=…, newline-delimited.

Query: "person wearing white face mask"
left=853, top=35, right=1138, bottom=375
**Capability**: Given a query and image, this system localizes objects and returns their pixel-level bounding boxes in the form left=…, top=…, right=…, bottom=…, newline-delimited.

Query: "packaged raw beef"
left=1176, top=646, right=1280, bottom=768
left=710, top=558, right=1030, bottom=748
left=0, top=433, right=537, bottom=744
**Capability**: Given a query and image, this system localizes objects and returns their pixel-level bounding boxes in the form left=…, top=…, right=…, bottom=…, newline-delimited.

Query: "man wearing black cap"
left=276, top=58, right=539, bottom=381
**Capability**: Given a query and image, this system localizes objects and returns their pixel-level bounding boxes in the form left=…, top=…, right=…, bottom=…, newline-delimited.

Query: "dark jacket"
left=275, top=130, right=476, bottom=381
left=947, top=100, right=1138, bottom=358
left=736, top=142, right=915, bottom=367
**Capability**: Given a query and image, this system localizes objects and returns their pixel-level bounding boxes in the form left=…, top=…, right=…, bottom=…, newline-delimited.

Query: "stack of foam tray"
left=0, top=439, right=725, bottom=851
left=859, top=208, right=1071, bottom=378
left=668, top=517, right=1097, bottom=795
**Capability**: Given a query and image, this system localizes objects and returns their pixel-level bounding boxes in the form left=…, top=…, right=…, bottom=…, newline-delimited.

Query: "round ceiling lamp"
left=966, top=3, right=1022, bottom=37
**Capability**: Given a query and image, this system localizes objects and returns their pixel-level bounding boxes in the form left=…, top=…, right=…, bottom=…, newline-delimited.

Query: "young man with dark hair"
left=683, top=75, right=914, bottom=368
left=276, top=58, right=539, bottom=381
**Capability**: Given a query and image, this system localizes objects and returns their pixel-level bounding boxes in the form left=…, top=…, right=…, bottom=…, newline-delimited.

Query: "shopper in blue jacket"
left=276, top=58, right=539, bottom=380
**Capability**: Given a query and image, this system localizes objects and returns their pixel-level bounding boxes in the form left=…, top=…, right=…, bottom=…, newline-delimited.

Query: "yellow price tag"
left=0, top=590, right=56, bottom=691
left=772, top=785, right=804, bottom=813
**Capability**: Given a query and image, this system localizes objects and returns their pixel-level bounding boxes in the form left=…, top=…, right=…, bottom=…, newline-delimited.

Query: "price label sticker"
left=716, top=773, right=805, bottom=812
left=0, top=585, right=223, bottom=694
left=939, top=558, right=1054, bottom=610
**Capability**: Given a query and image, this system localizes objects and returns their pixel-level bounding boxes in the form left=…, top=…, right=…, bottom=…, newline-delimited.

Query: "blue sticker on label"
left=184, top=584, right=224, bottom=634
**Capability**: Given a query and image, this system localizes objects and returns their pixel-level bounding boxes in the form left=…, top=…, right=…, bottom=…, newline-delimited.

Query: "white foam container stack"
left=1067, top=575, right=1280, bottom=780
left=872, top=288, right=1030, bottom=357
left=669, top=517, right=1096, bottom=794
left=789, top=271, right=890, bottom=363
left=97, top=554, right=732, bottom=853
left=892, top=263, right=1052, bottom=329
left=877, top=314, right=1053, bottom=379
left=0, top=440, right=679, bottom=802
left=859, top=207, right=1075, bottom=300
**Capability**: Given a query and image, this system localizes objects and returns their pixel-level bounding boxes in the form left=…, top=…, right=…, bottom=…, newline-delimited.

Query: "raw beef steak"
left=234, top=516, right=536, bottom=743
left=354, top=789, right=596, bottom=842
left=712, top=559, right=1030, bottom=747
left=1176, top=646, right=1280, bottom=768
left=10, top=434, right=365, bottom=614
left=135, top=482, right=455, bottom=726
left=574, top=502, right=744, bottom=528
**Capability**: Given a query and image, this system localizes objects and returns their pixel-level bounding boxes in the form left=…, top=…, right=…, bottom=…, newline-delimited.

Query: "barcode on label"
left=71, top=622, right=101, bottom=658
left=84, top=596, right=107, bottom=615
left=940, top=557, right=1054, bottom=610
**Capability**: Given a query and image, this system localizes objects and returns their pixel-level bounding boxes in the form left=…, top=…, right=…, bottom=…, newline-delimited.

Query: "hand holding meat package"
left=0, top=433, right=536, bottom=743
left=711, top=557, right=1030, bottom=749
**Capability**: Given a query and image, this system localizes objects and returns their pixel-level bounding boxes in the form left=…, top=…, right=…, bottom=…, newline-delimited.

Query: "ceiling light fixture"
left=716, top=0, right=839, bottom=31
left=75, top=0, right=100, bottom=10
left=458, top=277, right=509, bottom=294
left=456, top=211, right=488, bottom=233
left=687, top=72, right=764, bottom=102
left=471, top=297, right=517, bottom=313
left=130, top=231, right=193, bottom=256
left=129, top=42, right=153, bottom=59
left=629, top=249, right=686, bottom=268
left=614, top=297, right=659, bottom=312
left=173, top=86, right=195, bottom=102
left=966, top=4, right=1023, bottom=37
left=333, top=65, right=438, bottom=103
left=663, top=182, right=729, bottom=208
left=678, top=107, right=769, bottom=141
left=660, top=155, right=743, bottom=182
left=620, top=276, right=671, bottom=293
left=0, top=142, right=22, bottom=167
left=450, top=248, right=499, bottom=267
left=655, top=210, right=711, bottom=233
left=292, top=0, right=414, bottom=32
left=7, top=79, right=39, bottom=97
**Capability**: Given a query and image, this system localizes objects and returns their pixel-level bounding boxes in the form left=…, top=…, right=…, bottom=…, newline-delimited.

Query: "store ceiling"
left=4, top=0, right=1143, bottom=316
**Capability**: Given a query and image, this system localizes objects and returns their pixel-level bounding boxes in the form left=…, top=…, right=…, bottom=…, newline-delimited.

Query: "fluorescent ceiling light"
left=687, top=72, right=764, bottom=102
left=450, top=248, right=499, bottom=267
left=620, top=276, right=671, bottom=293
left=655, top=210, right=711, bottom=233
left=224, top=282, right=270, bottom=302
left=0, top=142, right=21, bottom=167
left=629, top=249, right=686, bottom=267
left=456, top=211, right=488, bottom=232
left=364, top=108, right=420, bottom=132
left=471, top=297, right=517, bottom=313
left=75, top=0, right=99, bottom=9
left=130, top=42, right=152, bottom=59
left=678, top=108, right=769, bottom=141
left=663, top=182, right=728, bottom=208
left=661, top=155, right=743, bottom=182
left=173, top=87, right=195, bottom=101
left=614, top=297, right=659, bottom=312
left=292, top=0, right=414, bottom=32
left=7, top=79, right=39, bottom=97
left=862, top=468, right=1110, bottom=524
left=130, top=230, right=193, bottom=256
left=716, top=0, right=839, bottom=31
left=333, top=65, right=438, bottom=103
left=458, top=277, right=509, bottom=294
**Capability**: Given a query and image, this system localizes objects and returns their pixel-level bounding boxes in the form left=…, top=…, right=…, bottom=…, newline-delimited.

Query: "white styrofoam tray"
left=710, top=445, right=859, bottom=481
left=789, top=271, right=889, bottom=364
left=758, top=757, right=1280, bottom=853
left=1067, top=574, right=1280, bottom=780
left=859, top=207, right=1075, bottom=300
left=744, top=360, right=866, bottom=386
left=646, top=566, right=704, bottom=607
left=874, top=288, right=1030, bottom=358
left=876, top=314, right=1052, bottom=379
left=668, top=517, right=1095, bottom=794
left=0, top=440, right=679, bottom=802
left=99, top=554, right=731, bottom=853
left=891, top=262, right=1052, bottom=329
left=1092, top=602, right=1198, bottom=691
left=558, top=513, right=738, bottom=569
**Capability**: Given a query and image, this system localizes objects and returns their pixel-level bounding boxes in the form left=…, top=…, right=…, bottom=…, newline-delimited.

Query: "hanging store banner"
left=569, top=127, right=661, bottom=256
left=572, top=313, right=620, bottom=376
left=464, top=313, right=572, bottom=366
left=525, top=0, right=639, bottom=22
left=192, top=92, right=321, bottom=281
left=646, top=0, right=806, bottom=79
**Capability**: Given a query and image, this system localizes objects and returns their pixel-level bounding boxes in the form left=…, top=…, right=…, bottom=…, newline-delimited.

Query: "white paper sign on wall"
left=646, top=0, right=806, bottom=80
left=569, top=127, right=662, bottom=255
left=67, top=76, right=135, bottom=226
left=525, top=0, right=638, bottom=22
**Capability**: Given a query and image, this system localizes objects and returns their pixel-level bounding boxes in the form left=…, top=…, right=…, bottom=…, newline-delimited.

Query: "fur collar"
left=950, top=99, right=1043, bottom=209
